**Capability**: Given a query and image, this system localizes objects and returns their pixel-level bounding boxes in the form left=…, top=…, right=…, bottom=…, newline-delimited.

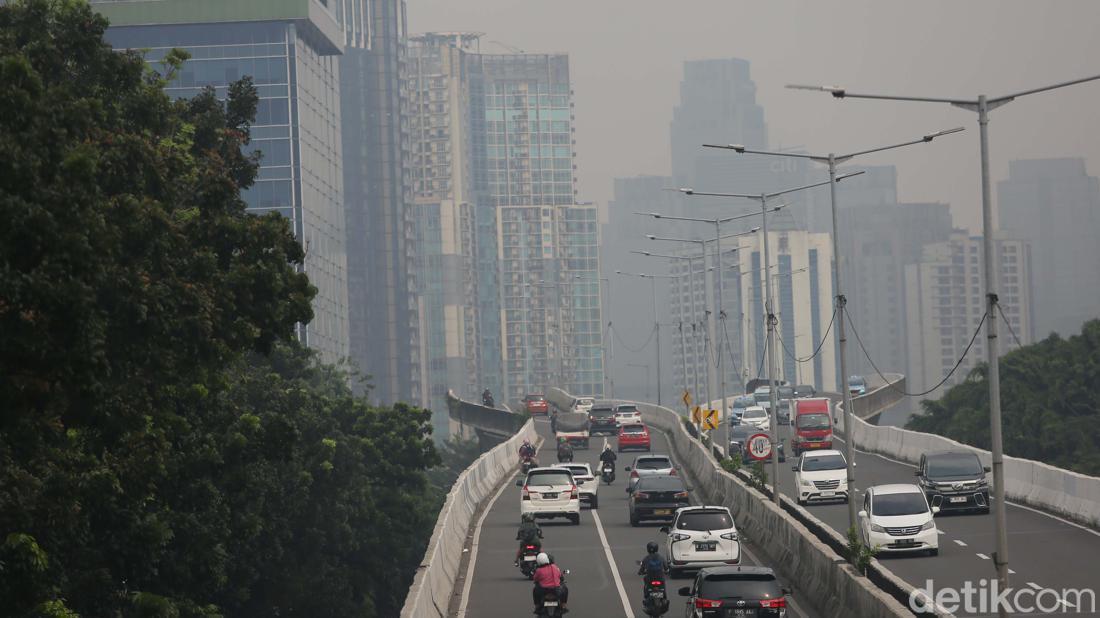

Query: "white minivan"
left=660, top=506, right=741, bottom=576
left=517, top=467, right=581, bottom=525
left=859, top=484, right=939, bottom=556
left=792, top=449, right=849, bottom=504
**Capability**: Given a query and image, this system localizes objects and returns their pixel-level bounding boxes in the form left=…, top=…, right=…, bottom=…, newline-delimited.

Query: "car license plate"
left=523, top=556, right=536, bottom=561
left=542, top=493, right=558, bottom=499
left=651, top=591, right=665, bottom=598
left=950, top=496, right=967, bottom=503
left=727, top=609, right=755, bottom=617
left=896, top=539, right=917, bottom=546
left=654, top=509, right=671, bottom=515
left=543, top=601, right=559, bottom=607
left=695, top=541, right=717, bottom=551
left=821, top=490, right=835, bottom=497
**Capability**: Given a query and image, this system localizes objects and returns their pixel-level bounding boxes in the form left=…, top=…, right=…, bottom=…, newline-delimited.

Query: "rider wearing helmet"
left=638, top=541, right=668, bottom=602
left=532, top=552, right=568, bottom=612
left=556, top=436, right=574, bottom=462
left=514, top=512, right=543, bottom=566
left=599, top=443, right=617, bottom=470
left=519, top=438, right=536, bottom=460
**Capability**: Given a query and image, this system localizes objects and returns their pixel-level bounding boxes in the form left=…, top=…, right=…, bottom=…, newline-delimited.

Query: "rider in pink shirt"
left=531, top=553, right=569, bottom=612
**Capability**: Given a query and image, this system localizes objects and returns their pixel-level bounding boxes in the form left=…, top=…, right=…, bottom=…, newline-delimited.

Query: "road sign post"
left=703, top=409, right=719, bottom=431
left=747, top=433, right=772, bottom=462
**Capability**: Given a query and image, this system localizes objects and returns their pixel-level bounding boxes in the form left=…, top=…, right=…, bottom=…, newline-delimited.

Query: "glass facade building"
left=95, top=1, right=352, bottom=365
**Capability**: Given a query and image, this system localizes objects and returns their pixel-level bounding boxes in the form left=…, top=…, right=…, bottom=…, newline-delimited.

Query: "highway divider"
left=840, top=375, right=1100, bottom=530
left=399, top=397, right=537, bottom=618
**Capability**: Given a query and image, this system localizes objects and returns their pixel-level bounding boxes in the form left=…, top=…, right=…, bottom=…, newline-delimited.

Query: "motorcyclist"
left=556, top=437, right=574, bottom=462
left=514, top=512, right=543, bottom=566
left=519, top=439, right=537, bottom=460
left=599, top=444, right=617, bottom=472
left=638, top=541, right=669, bottom=603
left=532, top=552, right=568, bottom=613
left=482, top=388, right=494, bottom=407
left=550, top=408, right=559, bottom=433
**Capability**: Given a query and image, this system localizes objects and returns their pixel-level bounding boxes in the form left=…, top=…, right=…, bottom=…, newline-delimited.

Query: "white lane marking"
left=1009, top=569, right=1016, bottom=574
left=1026, top=582, right=1043, bottom=590
left=953, top=539, right=968, bottom=547
left=837, top=437, right=1100, bottom=540
left=976, top=553, right=991, bottom=560
left=455, top=467, right=515, bottom=617
left=936, top=529, right=946, bottom=535
left=590, top=509, right=635, bottom=618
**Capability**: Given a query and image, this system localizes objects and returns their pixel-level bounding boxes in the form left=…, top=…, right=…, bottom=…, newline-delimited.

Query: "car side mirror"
left=678, top=586, right=692, bottom=597
left=515, top=479, right=524, bottom=486
left=791, top=466, right=798, bottom=472
left=852, top=461, right=857, bottom=467
left=563, top=569, right=571, bottom=575
left=932, top=506, right=941, bottom=515
left=659, top=525, right=670, bottom=534
left=914, top=470, right=921, bottom=476
left=984, top=466, right=991, bottom=473
left=857, top=510, right=867, bottom=519
left=624, top=466, right=632, bottom=472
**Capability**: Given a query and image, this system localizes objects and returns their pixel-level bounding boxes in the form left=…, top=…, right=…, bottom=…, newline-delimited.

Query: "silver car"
left=625, top=454, right=676, bottom=491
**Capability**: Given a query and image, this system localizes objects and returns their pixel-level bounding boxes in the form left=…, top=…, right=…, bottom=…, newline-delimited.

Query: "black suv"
left=917, top=451, right=991, bottom=513
left=678, top=566, right=789, bottom=617
left=588, top=404, right=617, bottom=435
left=627, top=475, right=690, bottom=526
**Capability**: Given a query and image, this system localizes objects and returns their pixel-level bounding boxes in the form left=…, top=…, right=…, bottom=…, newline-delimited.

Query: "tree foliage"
left=0, top=1, right=440, bottom=615
left=908, top=319, right=1100, bottom=476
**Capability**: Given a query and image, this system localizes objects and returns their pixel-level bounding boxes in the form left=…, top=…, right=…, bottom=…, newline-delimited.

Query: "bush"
left=720, top=453, right=743, bottom=473
left=846, top=526, right=880, bottom=575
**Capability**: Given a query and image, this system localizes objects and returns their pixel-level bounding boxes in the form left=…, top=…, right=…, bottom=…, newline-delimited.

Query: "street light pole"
left=652, top=274, right=662, bottom=406
left=790, top=73, right=1100, bottom=598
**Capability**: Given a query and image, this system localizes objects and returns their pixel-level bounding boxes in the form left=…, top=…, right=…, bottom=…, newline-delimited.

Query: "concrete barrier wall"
left=621, top=397, right=913, bottom=617
left=839, top=375, right=1100, bottom=529
left=400, top=400, right=537, bottom=618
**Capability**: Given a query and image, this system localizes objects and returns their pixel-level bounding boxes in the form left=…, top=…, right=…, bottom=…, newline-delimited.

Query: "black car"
left=628, top=475, right=690, bottom=526
left=728, top=425, right=785, bottom=463
left=588, top=405, right=618, bottom=435
left=917, top=451, right=991, bottom=513
left=793, top=384, right=816, bottom=398
left=678, top=566, right=789, bottom=617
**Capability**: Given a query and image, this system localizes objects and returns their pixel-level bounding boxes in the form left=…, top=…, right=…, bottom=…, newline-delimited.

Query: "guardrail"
left=840, top=375, right=1100, bottom=530
left=400, top=398, right=537, bottom=618
left=446, top=390, right=527, bottom=437
left=850, top=374, right=907, bottom=421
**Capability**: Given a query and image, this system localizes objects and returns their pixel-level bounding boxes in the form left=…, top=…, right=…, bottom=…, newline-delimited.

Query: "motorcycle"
left=556, top=448, right=573, bottom=463
left=534, top=569, right=570, bottom=617
left=642, top=577, right=670, bottom=616
left=519, top=543, right=541, bottom=579
left=601, top=461, right=615, bottom=485
left=521, top=455, right=538, bottom=474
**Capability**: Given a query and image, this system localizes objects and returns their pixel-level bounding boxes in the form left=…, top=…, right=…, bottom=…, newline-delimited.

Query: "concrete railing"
left=840, top=375, right=1100, bottom=529
left=446, top=390, right=526, bottom=437
left=850, top=374, right=907, bottom=421
left=400, top=399, right=537, bottom=618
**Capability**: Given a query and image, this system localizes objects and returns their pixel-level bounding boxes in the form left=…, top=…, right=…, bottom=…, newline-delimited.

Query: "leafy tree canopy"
left=908, top=319, right=1100, bottom=477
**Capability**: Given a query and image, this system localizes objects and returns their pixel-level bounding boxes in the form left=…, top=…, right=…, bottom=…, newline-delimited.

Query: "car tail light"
left=649, top=580, right=663, bottom=586
left=634, top=492, right=650, bottom=500
left=631, top=470, right=639, bottom=479
left=694, top=598, right=723, bottom=609
left=720, top=532, right=738, bottom=541
left=760, top=598, right=786, bottom=609
left=525, top=545, right=537, bottom=550
left=569, top=485, right=578, bottom=499
left=674, top=491, right=689, bottom=499
left=522, top=486, right=530, bottom=501
left=669, top=469, right=677, bottom=476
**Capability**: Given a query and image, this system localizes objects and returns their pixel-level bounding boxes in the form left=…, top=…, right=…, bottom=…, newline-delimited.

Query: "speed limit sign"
left=747, top=433, right=772, bottom=461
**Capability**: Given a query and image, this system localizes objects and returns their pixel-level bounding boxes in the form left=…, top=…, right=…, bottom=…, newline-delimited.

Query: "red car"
left=617, top=423, right=651, bottom=452
left=524, top=394, right=549, bottom=415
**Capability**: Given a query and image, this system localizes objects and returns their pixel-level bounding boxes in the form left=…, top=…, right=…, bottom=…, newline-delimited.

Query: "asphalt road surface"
left=458, top=416, right=819, bottom=618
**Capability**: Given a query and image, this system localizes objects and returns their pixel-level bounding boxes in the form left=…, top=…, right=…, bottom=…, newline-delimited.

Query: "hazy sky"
left=408, top=0, right=1100, bottom=232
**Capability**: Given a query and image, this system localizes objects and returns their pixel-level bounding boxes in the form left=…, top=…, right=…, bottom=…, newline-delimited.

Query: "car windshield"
left=621, top=425, right=646, bottom=434
left=796, top=413, right=830, bottom=430
left=871, top=492, right=929, bottom=516
left=849, top=377, right=865, bottom=387
left=730, top=428, right=752, bottom=441
left=753, top=393, right=769, bottom=404
left=802, top=454, right=846, bottom=472
left=777, top=387, right=794, bottom=398
left=526, top=471, right=573, bottom=486
left=562, top=466, right=590, bottom=477
left=700, top=574, right=781, bottom=600
left=795, top=385, right=815, bottom=396
left=676, top=510, right=733, bottom=531
left=734, top=397, right=754, bottom=408
left=635, top=458, right=671, bottom=470
left=927, top=455, right=984, bottom=477
left=743, top=409, right=766, bottom=419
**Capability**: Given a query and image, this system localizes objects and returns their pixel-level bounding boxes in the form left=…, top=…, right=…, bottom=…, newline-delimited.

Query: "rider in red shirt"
left=532, top=553, right=568, bottom=612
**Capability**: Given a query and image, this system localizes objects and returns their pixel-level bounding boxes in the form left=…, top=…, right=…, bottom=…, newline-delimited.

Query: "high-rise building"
left=405, top=32, right=488, bottom=432
left=341, top=0, right=414, bottom=403
left=735, top=231, right=837, bottom=392
left=480, top=53, right=604, bottom=401
left=93, top=0, right=352, bottom=365
left=998, top=158, right=1100, bottom=339
left=905, top=232, right=1033, bottom=399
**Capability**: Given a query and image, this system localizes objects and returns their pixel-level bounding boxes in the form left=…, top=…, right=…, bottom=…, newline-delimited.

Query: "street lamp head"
left=730, top=143, right=746, bottom=153
left=923, top=126, right=966, bottom=142
left=836, top=170, right=866, bottom=182
left=679, top=187, right=694, bottom=195
left=786, top=83, right=846, bottom=98
left=750, top=226, right=761, bottom=233
left=646, top=234, right=657, bottom=240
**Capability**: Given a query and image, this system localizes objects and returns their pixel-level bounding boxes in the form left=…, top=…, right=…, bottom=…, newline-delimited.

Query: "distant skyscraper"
left=998, top=158, right=1100, bottom=339
left=341, top=0, right=415, bottom=403
left=94, top=0, right=352, bottom=365
left=905, top=232, right=1033, bottom=399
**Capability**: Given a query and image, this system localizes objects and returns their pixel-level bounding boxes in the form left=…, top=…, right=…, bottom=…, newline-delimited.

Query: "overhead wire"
left=996, top=303, right=1025, bottom=349
left=845, top=306, right=988, bottom=398
left=774, top=306, right=837, bottom=364
left=610, top=323, right=657, bottom=354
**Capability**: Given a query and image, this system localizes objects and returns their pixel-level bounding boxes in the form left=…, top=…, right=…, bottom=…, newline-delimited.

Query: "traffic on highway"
left=459, top=409, right=816, bottom=618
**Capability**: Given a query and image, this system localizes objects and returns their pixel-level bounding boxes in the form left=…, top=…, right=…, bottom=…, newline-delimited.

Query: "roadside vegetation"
left=0, top=2, right=441, bottom=616
left=908, top=319, right=1100, bottom=477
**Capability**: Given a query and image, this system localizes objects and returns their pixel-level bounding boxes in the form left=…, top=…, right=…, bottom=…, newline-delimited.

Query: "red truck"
left=791, top=398, right=834, bottom=456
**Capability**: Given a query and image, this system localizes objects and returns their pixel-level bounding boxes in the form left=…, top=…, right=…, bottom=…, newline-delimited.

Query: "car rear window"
left=526, top=471, right=573, bottom=486
left=743, top=409, right=766, bottom=419
left=700, top=573, right=781, bottom=600
left=636, top=476, right=685, bottom=491
left=621, top=424, right=646, bottom=434
left=561, top=466, right=590, bottom=477
left=616, top=404, right=638, bottom=412
left=635, top=458, right=671, bottom=470
left=676, top=510, right=733, bottom=531
left=590, top=408, right=615, bottom=417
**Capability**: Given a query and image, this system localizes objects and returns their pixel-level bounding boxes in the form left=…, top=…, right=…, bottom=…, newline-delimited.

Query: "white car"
left=793, top=449, right=849, bottom=504
left=614, top=404, right=642, bottom=426
left=859, top=484, right=940, bottom=556
left=660, top=506, right=741, bottom=576
left=571, top=397, right=595, bottom=414
left=517, top=467, right=581, bottom=525
left=741, top=406, right=770, bottom=431
left=625, top=454, right=676, bottom=491
left=553, top=462, right=599, bottom=509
